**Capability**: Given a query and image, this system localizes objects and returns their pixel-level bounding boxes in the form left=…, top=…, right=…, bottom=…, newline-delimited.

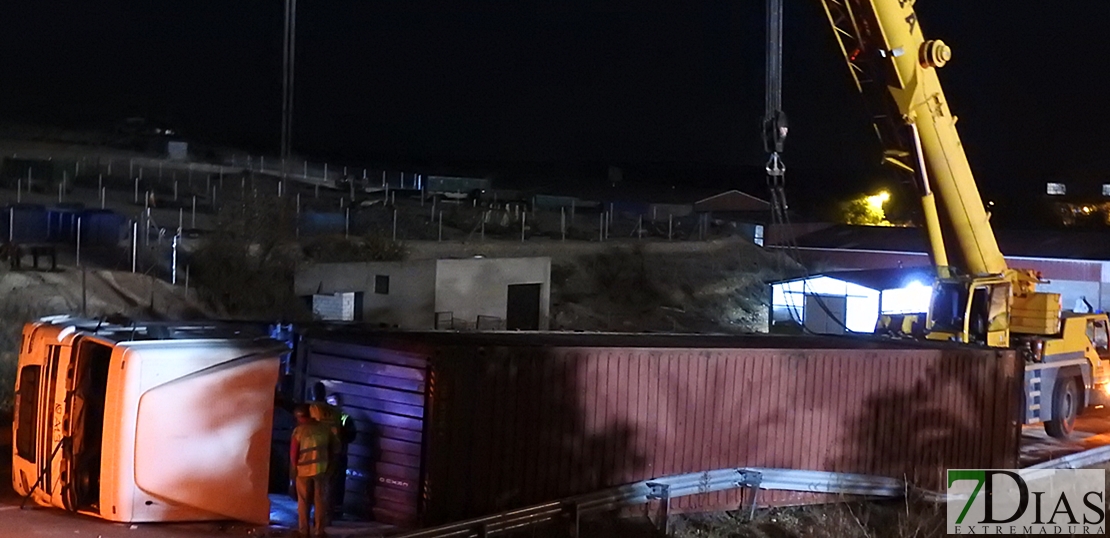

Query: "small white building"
left=296, top=257, right=551, bottom=330
left=771, top=268, right=935, bottom=334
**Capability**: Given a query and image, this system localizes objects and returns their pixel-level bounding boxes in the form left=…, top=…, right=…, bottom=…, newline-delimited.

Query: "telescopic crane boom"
left=820, top=0, right=1057, bottom=347
left=818, top=0, right=1110, bottom=439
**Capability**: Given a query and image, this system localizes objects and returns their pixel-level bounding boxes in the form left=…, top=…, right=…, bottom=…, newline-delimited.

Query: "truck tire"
left=1045, top=376, right=1080, bottom=439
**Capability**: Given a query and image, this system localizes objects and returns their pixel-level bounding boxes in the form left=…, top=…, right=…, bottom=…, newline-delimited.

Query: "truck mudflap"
left=133, top=352, right=279, bottom=524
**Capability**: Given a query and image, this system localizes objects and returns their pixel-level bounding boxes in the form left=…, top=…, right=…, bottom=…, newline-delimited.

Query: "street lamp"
left=281, top=0, right=297, bottom=177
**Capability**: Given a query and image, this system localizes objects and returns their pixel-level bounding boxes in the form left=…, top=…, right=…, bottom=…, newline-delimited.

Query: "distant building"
left=295, top=257, right=551, bottom=330
left=426, top=176, right=491, bottom=194
left=770, top=267, right=935, bottom=334
left=777, top=224, right=1110, bottom=312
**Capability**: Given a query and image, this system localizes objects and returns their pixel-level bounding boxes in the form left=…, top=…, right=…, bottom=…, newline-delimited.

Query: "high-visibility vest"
left=292, top=423, right=331, bottom=477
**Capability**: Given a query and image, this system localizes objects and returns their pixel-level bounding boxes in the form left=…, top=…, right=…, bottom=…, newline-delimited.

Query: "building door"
left=506, top=283, right=542, bottom=330
left=804, top=294, right=848, bottom=335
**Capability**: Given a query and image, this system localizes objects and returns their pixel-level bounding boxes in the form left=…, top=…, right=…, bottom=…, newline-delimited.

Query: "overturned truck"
left=11, top=316, right=286, bottom=524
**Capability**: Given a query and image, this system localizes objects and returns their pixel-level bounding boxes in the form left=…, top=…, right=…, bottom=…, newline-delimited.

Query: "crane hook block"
left=762, top=110, right=789, bottom=154
left=920, top=40, right=952, bottom=69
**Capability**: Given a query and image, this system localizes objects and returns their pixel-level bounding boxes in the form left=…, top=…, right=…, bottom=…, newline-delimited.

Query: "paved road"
left=0, top=460, right=387, bottom=538
left=1020, top=406, right=1110, bottom=467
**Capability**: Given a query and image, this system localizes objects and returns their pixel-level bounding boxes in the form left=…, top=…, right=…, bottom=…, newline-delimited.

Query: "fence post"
left=101, top=187, right=106, bottom=209
left=392, top=209, right=398, bottom=241
left=98, top=173, right=103, bottom=193
left=192, top=196, right=197, bottom=228
left=174, top=179, right=178, bottom=201
left=481, top=212, right=486, bottom=241
left=212, top=185, right=217, bottom=211
left=599, top=213, right=604, bottom=242
left=134, top=177, right=139, bottom=204
left=638, top=215, right=642, bottom=239
left=345, top=207, right=350, bottom=238
left=58, top=181, right=63, bottom=203
left=76, top=217, right=82, bottom=267
left=561, top=207, right=566, bottom=241
left=131, top=221, right=138, bottom=273
left=8, top=207, right=13, bottom=242
left=668, top=214, right=673, bottom=240
left=438, top=211, right=443, bottom=242
left=17, top=179, right=21, bottom=203
left=521, top=212, right=526, bottom=242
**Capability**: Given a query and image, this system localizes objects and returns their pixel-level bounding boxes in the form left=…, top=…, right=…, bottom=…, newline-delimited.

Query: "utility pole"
left=280, top=0, right=298, bottom=177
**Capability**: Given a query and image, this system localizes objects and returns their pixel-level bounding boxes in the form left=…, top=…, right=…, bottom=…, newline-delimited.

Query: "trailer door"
left=131, top=350, right=280, bottom=524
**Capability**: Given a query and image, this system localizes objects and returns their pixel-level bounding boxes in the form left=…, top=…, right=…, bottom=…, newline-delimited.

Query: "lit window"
left=1046, top=183, right=1066, bottom=196
left=1102, top=184, right=1110, bottom=197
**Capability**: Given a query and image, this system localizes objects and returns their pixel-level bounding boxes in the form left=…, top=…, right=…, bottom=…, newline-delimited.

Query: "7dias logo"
left=947, top=469, right=1106, bottom=535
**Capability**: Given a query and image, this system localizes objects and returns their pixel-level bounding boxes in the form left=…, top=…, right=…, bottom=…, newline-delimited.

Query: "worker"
left=309, top=383, right=356, bottom=518
left=290, top=403, right=339, bottom=538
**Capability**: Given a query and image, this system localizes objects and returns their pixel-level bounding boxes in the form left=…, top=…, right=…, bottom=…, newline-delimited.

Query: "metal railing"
left=392, top=468, right=916, bottom=538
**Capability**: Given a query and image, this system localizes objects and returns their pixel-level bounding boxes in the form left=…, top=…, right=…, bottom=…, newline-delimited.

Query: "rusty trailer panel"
left=296, top=330, right=1022, bottom=526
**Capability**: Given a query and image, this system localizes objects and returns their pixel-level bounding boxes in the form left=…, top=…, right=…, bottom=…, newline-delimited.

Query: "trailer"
left=287, top=327, right=1022, bottom=527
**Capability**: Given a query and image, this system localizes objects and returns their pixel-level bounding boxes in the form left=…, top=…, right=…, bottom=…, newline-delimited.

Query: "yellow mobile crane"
left=817, top=0, right=1110, bottom=437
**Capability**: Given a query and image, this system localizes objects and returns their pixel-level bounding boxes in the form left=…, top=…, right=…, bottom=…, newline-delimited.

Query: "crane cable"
left=762, top=0, right=855, bottom=334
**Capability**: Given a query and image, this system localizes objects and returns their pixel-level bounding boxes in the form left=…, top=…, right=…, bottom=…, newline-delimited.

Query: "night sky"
left=2, top=1, right=1109, bottom=213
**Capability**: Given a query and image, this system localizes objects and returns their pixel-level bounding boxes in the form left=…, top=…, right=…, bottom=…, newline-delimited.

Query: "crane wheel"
left=1045, top=376, right=1080, bottom=439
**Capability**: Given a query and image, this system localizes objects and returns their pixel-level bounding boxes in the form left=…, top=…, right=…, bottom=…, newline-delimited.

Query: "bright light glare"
left=866, top=191, right=891, bottom=212
left=881, top=281, right=933, bottom=315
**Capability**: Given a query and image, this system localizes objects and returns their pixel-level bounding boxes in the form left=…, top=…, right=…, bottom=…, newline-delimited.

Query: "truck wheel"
left=1045, top=376, right=1080, bottom=439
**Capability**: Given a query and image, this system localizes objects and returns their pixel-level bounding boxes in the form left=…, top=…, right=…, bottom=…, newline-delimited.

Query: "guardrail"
left=392, top=468, right=916, bottom=538
left=1028, top=445, right=1110, bottom=470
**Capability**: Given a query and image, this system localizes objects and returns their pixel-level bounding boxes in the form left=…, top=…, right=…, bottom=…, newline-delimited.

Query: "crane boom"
left=821, top=0, right=1005, bottom=276
left=819, top=0, right=1066, bottom=347
left=816, top=0, right=1110, bottom=441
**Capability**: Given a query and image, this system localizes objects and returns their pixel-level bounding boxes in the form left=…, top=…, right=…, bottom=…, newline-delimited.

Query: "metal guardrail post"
left=737, top=469, right=763, bottom=520
left=562, top=502, right=580, bottom=538
left=646, top=482, right=671, bottom=535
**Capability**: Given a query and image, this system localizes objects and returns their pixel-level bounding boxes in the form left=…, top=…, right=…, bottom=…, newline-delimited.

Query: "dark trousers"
left=330, top=452, right=348, bottom=516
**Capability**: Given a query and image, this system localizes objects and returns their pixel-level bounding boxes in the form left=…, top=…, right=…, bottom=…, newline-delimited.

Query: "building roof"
left=775, top=267, right=937, bottom=291
left=793, top=224, right=1110, bottom=261
left=694, top=190, right=770, bottom=212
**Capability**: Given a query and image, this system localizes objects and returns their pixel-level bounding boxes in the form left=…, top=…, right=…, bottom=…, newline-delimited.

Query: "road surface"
left=1020, top=406, right=1110, bottom=467
left=0, top=452, right=387, bottom=538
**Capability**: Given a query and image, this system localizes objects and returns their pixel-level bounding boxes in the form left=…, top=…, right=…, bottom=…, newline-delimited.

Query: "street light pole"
left=281, top=0, right=297, bottom=175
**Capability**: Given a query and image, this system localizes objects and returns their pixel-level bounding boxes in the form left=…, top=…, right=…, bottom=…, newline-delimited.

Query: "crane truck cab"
left=11, top=316, right=285, bottom=524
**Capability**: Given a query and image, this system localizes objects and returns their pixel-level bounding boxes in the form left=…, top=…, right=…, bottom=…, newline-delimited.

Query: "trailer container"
left=292, top=329, right=1022, bottom=527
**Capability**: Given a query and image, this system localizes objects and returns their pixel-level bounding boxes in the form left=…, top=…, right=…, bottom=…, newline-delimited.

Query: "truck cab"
left=11, top=316, right=285, bottom=524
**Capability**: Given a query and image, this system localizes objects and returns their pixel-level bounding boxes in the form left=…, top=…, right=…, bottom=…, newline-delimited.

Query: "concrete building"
left=296, top=257, right=551, bottom=330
